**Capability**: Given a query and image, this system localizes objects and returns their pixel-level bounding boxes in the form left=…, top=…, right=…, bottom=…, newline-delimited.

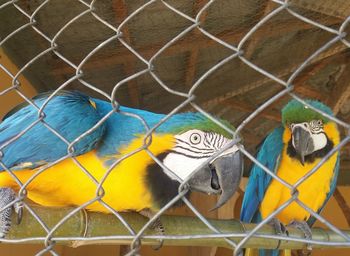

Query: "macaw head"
left=282, top=99, right=339, bottom=165
left=156, top=112, right=244, bottom=209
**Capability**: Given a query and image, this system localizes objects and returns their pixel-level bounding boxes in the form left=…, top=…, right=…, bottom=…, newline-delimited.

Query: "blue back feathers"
left=93, top=99, right=233, bottom=156
left=0, top=90, right=232, bottom=170
left=0, top=91, right=105, bottom=170
left=240, top=126, right=284, bottom=223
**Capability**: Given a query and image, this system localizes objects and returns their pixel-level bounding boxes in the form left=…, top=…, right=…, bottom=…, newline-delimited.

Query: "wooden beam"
left=185, top=0, right=208, bottom=87
left=333, top=188, right=350, bottom=226
left=51, top=14, right=341, bottom=76
left=112, top=0, right=140, bottom=107
left=337, top=169, right=350, bottom=185
left=327, top=63, right=350, bottom=114
left=292, top=59, right=332, bottom=100
left=294, top=84, right=325, bottom=100
left=290, top=0, right=350, bottom=20
left=202, top=45, right=349, bottom=109
left=293, top=50, right=350, bottom=100
left=221, top=99, right=281, bottom=122
left=340, top=160, right=350, bottom=170
left=243, top=1, right=277, bottom=59
left=241, top=129, right=264, bottom=144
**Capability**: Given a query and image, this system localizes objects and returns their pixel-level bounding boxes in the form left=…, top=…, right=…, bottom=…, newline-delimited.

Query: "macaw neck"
left=93, top=99, right=166, bottom=123
left=93, top=99, right=166, bottom=156
left=92, top=98, right=217, bottom=157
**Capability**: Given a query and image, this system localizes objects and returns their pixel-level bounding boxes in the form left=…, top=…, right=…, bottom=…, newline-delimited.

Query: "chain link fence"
left=0, top=0, right=350, bottom=255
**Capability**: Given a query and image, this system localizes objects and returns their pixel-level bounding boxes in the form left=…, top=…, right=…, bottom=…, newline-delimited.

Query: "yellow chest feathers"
left=260, top=122, right=340, bottom=224
left=0, top=135, right=175, bottom=213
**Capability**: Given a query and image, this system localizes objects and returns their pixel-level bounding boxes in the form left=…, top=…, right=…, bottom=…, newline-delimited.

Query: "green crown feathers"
left=282, top=99, right=334, bottom=125
left=159, top=112, right=236, bottom=138
left=174, top=118, right=235, bottom=138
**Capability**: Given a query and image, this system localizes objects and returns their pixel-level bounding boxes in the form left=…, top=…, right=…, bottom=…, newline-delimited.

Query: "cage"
left=0, top=0, right=350, bottom=255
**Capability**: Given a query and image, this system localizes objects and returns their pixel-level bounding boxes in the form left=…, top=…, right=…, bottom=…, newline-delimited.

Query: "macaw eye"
left=290, top=123, right=295, bottom=130
left=190, top=133, right=201, bottom=145
left=317, top=119, right=323, bottom=126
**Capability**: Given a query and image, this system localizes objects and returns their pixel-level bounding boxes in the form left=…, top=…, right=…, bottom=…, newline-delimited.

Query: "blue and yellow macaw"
left=0, top=90, right=243, bottom=237
left=240, top=99, right=340, bottom=256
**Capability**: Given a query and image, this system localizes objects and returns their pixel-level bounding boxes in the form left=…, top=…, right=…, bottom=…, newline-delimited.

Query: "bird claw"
left=149, top=217, right=164, bottom=250
left=287, top=220, right=312, bottom=254
left=268, top=217, right=287, bottom=236
left=14, top=201, right=24, bottom=225
left=139, top=209, right=165, bottom=250
left=0, top=188, right=18, bottom=238
left=267, top=218, right=288, bottom=250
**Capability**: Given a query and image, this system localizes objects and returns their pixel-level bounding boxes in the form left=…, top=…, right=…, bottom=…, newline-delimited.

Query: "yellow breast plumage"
left=260, top=122, right=340, bottom=224
left=0, top=135, right=175, bottom=212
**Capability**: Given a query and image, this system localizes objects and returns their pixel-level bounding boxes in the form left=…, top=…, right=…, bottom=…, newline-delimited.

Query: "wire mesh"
left=0, top=0, right=349, bottom=255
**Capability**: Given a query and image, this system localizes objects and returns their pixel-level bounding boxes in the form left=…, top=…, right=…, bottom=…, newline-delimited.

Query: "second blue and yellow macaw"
left=241, top=99, right=340, bottom=256
left=0, top=90, right=243, bottom=237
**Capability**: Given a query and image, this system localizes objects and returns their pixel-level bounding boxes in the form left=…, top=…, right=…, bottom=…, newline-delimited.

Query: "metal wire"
left=0, top=0, right=349, bottom=255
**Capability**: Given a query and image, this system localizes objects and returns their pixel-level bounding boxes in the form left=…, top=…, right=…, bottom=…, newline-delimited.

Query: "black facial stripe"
left=169, top=150, right=211, bottom=159
left=219, top=135, right=225, bottom=148
left=174, top=145, right=214, bottom=155
left=311, top=130, right=325, bottom=135
left=177, top=132, right=229, bottom=153
left=175, top=138, right=189, bottom=145
left=176, top=138, right=205, bottom=150
left=204, top=132, right=224, bottom=150
left=213, top=133, right=220, bottom=149
left=309, top=120, right=324, bottom=134
left=217, top=135, right=223, bottom=148
left=176, top=138, right=192, bottom=149
left=204, top=133, right=210, bottom=146
left=311, top=129, right=322, bottom=133
left=203, top=134, right=211, bottom=148
left=219, top=135, right=226, bottom=149
left=175, top=139, right=214, bottom=152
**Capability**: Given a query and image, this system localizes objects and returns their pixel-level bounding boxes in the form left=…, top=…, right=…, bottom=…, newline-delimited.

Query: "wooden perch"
left=5, top=205, right=350, bottom=249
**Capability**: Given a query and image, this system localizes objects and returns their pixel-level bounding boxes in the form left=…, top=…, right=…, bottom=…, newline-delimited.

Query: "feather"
left=240, top=126, right=284, bottom=223
left=0, top=91, right=105, bottom=170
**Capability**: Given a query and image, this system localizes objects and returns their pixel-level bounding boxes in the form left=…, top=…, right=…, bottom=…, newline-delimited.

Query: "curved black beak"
left=187, top=147, right=244, bottom=210
left=292, top=127, right=314, bottom=165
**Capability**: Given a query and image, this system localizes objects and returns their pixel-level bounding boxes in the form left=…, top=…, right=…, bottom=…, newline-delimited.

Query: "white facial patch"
left=162, top=129, right=238, bottom=181
left=310, top=132, right=327, bottom=152
left=163, top=154, right=209, bottom=181
left=291, top=122, right=327, bottom=154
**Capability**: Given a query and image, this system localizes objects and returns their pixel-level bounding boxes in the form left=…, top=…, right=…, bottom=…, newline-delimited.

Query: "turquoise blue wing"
left=0, top=91, right=105, bottom=171
left=240, top=126, right=285, bottom=223
left=307, top=154, right=340, bottom=227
